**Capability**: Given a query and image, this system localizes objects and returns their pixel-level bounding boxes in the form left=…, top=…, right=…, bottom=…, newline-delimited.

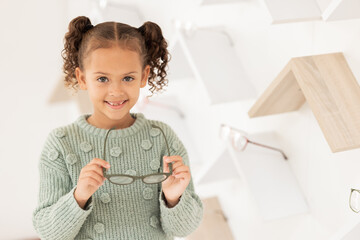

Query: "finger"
left=173, top=165, right=189, bottom=175
left=81, top=170, right=106, bottom=182
left=81, top=173, right=104, bottom=185
left=171, top=161, right=183, bottom=170
left=164, top=155, right=183, bottom=163
left=84, top=170, right=105, bottom=181
left=174, top=172, right=189, bottom=179
left=83, top=164, right=107, bottom=177
left=84, top=177, right=100, bottom=187
left=163, top=156, right=182, bottom=172
left=162, top=156, right=180, bottom=173
left=90, top=158, right=111, bottom=169
left=163, top=156, right=170, bottom=173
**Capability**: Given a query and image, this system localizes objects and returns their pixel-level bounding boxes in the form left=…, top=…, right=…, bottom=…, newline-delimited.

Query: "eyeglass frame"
left=102, top=124, right=173, bottom=185
left=219, top=123, right=288, bottom=160
left=349, top=188, right=360, bottom=213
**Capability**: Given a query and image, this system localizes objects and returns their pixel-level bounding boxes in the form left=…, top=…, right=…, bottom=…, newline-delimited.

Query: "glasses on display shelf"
left=219, top=123, right=288, bottom=160
left=102, top=124, right=173, bottom=185
left=349, top=188, right=360, bottom=213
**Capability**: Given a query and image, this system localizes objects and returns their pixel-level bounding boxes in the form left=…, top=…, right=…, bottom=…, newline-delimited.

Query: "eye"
left=123, top=76, right=134, bottom=82
left=97, top=76, right=108, bottom=83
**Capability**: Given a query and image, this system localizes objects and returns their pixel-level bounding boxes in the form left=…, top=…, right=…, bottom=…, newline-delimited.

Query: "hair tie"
left=137, top=25, right=145, bottom=35
left=83, top=24, right=94, bottom=33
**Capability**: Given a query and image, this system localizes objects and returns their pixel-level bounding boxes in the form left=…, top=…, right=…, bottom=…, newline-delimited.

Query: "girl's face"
left=75, top=45, right=150, bottom=129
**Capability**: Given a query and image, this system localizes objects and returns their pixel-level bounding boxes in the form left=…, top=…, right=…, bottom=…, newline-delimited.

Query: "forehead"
left=86, top=46, right=142, bottom=73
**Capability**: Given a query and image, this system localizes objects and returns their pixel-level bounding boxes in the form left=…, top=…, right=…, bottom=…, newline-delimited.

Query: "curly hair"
left=61, top=16, right=171, bottom=97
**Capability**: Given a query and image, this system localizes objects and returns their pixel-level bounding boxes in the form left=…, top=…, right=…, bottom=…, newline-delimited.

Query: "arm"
left=158, top=124, right=204, bottom=238
left=32, top=130, right=94, bottom=240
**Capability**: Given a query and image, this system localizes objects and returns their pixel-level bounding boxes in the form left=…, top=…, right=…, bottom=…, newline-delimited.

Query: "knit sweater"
left=32, top=112, right=203, bottom=240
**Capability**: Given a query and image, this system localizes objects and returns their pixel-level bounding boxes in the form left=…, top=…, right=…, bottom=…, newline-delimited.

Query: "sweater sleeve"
left=158, top=124, right=204, bottom=238
left=32, top=130, right=94, bottom=240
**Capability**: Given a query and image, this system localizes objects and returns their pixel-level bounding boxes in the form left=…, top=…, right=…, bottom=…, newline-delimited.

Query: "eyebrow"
left=93, top=71, right=138, bottom=75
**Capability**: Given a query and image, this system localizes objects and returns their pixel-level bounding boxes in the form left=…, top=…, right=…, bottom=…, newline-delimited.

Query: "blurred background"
left=1, top=0, right=360, bottom=239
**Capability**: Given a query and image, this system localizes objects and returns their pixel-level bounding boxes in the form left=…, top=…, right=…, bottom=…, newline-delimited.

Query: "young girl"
left=32, top=16, right=203, bottom=240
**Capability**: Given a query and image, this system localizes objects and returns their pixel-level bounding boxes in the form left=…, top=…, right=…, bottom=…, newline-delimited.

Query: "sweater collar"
left=76, top=112, right=147, bottom=138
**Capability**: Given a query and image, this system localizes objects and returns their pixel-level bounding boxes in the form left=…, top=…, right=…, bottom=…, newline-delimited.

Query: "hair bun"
left=62, top=16, right=93, bottom=92
left=137, top=21, right=170, bottom=97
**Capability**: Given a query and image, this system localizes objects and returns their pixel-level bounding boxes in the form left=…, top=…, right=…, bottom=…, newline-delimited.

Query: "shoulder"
left=146, top=118, right=177, bottom=139
left=40, top=120, right=79, bottom=164
left=145, top=117, right=186, bottom=155
left=39, top=125, right=73, bottom=174
left=46, top=116, right=81, bottom=141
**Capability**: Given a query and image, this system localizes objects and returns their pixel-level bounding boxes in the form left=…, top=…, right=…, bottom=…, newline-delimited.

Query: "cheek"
left=87, top=86, right=105, bottom=101
left=129, top=88, right=140, bottom=100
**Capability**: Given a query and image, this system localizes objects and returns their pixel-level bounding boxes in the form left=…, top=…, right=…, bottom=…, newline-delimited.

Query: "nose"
left=108, top=80, right=126, bottom=97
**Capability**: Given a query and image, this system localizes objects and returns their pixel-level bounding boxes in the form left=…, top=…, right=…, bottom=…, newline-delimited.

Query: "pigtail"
left=61, top=16, right=94, bottom=92
left=137, top=21, right=171, bottom=97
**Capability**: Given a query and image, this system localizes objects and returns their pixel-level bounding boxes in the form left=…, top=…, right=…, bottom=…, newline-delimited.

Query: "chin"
left=106, top=111, right=129, bottom=119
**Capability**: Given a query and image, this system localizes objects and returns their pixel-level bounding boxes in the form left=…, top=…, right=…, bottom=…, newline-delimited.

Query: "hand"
left=161, top=155, right=191, bottom=207
left=74, top=158, right=110, bottom=208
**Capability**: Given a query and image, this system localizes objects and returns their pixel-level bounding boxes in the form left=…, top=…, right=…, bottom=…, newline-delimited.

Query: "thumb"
left=163, top=156, right=170, bottom=173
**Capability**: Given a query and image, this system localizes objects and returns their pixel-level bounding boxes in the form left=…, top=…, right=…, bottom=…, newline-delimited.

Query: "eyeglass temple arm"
left=151, top=124, right=173, bottom=174
left=102, top=125, right=174, bottom=176
left=247, top=140, right=288, bottom=160
left=102, top=127, right=116, bottom=177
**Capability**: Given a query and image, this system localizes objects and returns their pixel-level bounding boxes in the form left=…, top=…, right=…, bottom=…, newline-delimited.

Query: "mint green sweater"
left=32, top=112, right=203, bottom=240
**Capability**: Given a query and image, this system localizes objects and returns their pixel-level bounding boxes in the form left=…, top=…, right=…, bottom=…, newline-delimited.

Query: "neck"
left=87, top=112, right=135, bottom=130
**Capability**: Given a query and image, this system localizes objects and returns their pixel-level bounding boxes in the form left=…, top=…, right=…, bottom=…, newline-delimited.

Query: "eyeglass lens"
left=219, top=125, right=231, bottom=140
left=110, top=176, right=134, bottom=185
left=350, top=190, right=360, bottom=212
left=143, top=174, right=168, bottom=183
left=108, top=174, right=168, bottom=185
left=220, top=125, right=247, bottom=151
left=233, top=134, right=248, bottom=151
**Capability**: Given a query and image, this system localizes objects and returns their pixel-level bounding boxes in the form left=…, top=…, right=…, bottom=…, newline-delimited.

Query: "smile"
left=105, top=100, right=128, bottom=109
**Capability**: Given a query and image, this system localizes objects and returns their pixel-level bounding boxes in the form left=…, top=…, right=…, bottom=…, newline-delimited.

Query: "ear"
left=75, top=67, right=87, bottom=90
left=140, top=65, right=150, bottom=88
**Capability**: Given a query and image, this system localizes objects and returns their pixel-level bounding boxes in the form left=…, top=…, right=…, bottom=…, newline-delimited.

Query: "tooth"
left=107, top=101, right=125, bottom=106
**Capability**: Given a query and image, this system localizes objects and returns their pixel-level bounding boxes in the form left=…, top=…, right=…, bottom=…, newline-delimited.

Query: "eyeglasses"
left=219, top=123, right=288, bottom=160
left=349, top=188, right=360, bottom=213
left=102, top=124, right=173, bottom=185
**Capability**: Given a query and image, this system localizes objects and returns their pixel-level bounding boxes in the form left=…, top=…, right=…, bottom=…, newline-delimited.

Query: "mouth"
left=105, top=100, right=128, bottom=109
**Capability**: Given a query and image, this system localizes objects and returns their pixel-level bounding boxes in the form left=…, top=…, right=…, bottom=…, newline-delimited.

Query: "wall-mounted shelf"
left=322, top=0, right=360, bottom=21
left=263, top=0, right=322, bottom=24
left=263, top=0, right=360, bottom=24
left=168, top=26, right=257, bottom=105
left=248, top=52, right=360, bottom=153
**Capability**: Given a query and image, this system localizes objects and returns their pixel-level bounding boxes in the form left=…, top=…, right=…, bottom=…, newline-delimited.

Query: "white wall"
left=1, top=0, right=360, bottom=239
left=0, top=0, right=70, bottom=239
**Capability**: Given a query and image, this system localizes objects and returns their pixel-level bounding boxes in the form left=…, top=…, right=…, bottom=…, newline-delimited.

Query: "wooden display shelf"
left=248, top=52, right=360, bottom=153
